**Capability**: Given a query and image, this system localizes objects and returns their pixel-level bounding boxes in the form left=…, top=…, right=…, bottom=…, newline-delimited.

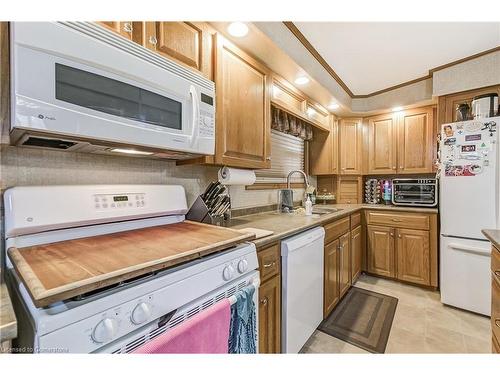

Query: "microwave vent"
left=21, top=136, right=78, bottom=150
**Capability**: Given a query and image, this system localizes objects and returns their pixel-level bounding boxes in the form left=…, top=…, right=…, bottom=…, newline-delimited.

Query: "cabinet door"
left=258, top=275, right=281, bottom=353
left=324, top=239, right=340, bottom=318
left=396, top=228, right=430, bottom=286
left=337, top=176, right=362, bottom=204
left=367, top=113, right=397, bottom=174
left=309, top=118, right=338, bottom=175
left=351, top=226, right=362, bottom=284
left=492, top=276, right=500, bottom=346
left=339, top=232, right=351, bottom=298
left=214, top=35, right=271, bottom=169
left=140, top=22, right=214, bottom=80
left=339, top=119, right=362, bottom=175
left=397, top=107, right=433, bottom=174
left=367, top=225, right=395, bottom=278
left=98, top=21, right=134, bottom=40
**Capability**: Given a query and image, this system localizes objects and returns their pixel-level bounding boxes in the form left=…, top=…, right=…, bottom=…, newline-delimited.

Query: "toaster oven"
left=391, top=179, right=438, bottom=207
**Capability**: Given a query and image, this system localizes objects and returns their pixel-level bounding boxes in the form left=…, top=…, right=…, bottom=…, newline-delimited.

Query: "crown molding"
left=283, top=21, right=500, bottom=99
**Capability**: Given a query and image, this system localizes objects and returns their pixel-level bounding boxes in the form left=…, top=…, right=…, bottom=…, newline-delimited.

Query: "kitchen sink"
left=274, top=207, right=343, bottom=216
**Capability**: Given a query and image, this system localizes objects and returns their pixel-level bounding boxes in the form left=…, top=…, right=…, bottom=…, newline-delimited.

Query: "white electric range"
left=3, top=185, right=259, bottom=353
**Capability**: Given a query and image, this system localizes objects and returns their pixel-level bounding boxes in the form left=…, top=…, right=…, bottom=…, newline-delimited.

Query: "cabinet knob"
left=123, top=22, right=133, bottom=33
left=149, top=36, right=158, bottom=45
left=398, top=234, right=402, bottom=238
left=495, top=271, right=500, bottom=278
left=496, top=319, right=500, bottom=328
left=390, top=232, right=394, bottom=237
left=263, top=262, right=275, bottom=269
left=392, top=166, right=396, bottom=169
left=400, top=166, right=404, bottom=169
left=266, top=156, right=271, bottom=161
left=260, top=298, right=268, bottom=305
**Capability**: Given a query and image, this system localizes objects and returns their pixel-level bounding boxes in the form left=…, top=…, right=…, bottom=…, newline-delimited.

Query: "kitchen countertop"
left=228, top=204, right=438, bottom=248
left=482, top=229, right=500, bottom=249
left=0, top=270, right=17, bottom=345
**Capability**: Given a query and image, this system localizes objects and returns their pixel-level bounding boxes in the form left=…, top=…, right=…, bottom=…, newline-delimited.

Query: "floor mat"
left=318, top=287, right=398, bottom=353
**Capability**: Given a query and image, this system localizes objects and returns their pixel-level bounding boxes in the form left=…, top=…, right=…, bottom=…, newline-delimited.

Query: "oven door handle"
left=189, top=85, right=199, bottom=146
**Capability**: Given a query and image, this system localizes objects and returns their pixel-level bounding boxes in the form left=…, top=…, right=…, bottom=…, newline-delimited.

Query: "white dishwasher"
left=281, top=226, right=325, bottom=353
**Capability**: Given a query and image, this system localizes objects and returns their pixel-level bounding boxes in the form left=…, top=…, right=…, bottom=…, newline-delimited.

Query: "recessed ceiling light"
left=328, top=103, right=340, bottom=110
left=294, top=76, right=310, bottom=85
left=227, top=22, right=249, bottom=37
left=392, top=106, right=403, bottom=112
left=110, top=148, right=154, bottom=156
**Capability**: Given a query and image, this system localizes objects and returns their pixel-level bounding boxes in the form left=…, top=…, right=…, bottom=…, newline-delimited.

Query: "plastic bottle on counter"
left=305, top=196, right=313, bottom=216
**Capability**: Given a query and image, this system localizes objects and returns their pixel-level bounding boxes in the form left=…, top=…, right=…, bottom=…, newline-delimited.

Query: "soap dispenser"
left=305, top=195, right=313, bottom=216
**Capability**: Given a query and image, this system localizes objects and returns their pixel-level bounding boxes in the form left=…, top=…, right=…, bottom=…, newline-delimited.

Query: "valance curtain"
left=271, top=106, right=313, bottom=141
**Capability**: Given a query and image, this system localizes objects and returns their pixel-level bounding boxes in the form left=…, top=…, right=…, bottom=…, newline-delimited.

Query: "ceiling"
left=291, top=22, right=500, bottom=96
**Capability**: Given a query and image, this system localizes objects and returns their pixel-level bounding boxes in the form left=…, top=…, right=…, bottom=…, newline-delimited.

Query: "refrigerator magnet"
left=444, top=125, right=454, bottom=137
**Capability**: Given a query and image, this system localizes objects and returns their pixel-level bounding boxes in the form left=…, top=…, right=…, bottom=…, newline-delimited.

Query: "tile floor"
left=301, top=274, right=491, bottom=354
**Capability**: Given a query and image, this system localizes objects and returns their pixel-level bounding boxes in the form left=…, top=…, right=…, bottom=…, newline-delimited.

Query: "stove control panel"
left=93, top=193, right=146, bottom=210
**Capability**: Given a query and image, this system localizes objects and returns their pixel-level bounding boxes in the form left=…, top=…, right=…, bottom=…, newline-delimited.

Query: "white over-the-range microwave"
left=10, top=22, right=215, bottom=159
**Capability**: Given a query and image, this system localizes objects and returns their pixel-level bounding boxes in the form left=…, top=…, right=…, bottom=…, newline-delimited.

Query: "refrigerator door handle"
left=449, top=243, right=491, bottom=257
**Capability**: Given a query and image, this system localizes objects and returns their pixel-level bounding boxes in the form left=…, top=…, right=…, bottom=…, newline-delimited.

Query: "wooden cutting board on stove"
left=8, top=220, right=255, bottom=308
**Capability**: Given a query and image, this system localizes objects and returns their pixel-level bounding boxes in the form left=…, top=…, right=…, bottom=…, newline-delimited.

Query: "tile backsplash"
left=0, top=145, right=305, bottom=210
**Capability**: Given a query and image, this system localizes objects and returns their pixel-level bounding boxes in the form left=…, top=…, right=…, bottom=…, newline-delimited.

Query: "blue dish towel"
left=228, top=285, right=257, bottom=354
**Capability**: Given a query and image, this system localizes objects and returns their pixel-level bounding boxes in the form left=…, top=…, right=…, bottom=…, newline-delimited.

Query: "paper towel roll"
left=218, top=167, right=256, bottom=185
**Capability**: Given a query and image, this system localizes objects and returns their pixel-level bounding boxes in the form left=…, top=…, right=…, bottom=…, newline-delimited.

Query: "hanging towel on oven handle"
left=228, top=284, right=257, bottom=354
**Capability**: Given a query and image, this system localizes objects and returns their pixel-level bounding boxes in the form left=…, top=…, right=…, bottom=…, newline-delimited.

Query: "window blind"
left=255, top=130, right=305, bottom=184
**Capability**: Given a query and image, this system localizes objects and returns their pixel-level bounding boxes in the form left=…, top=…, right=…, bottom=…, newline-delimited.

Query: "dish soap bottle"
left=305, top=195, right=313, bottom=216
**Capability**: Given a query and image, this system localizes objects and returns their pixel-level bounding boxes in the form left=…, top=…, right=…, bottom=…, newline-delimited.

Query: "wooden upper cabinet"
left=397, top=107, right=434, bottom=174
left=214, top=35, right=271, bottom=169
left=98, top=22, right=135, bottom=40
left=309, top=118, right=338, bottom=175
left=271, top=75, right=306, bottom=117
left=138, top=22, right=214, bottom=80
left=438, top=85, right=500, bottom=125
left=336, top=176, right=362, bottom=204
left=367, top=225, right=395, bottom=278
left=339, top=118, right=362, bottom=175
left=367, top=113, right=398, bottom=174
left=396, top=228, right=430, bottom=286
left=324, top=238, right=340, bottom=318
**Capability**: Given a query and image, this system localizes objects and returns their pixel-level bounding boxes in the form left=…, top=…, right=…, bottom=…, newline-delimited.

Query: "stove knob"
left=131, top=302, right=152, bottom=325
left=237, top=259, right=248, bottom=273
left=92, top=317, right=118, bottom=343
left=222, top=265, right=235, bottom=281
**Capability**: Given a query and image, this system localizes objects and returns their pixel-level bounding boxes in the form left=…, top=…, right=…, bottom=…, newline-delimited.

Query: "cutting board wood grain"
left=8, top=220, right=255, bottom=307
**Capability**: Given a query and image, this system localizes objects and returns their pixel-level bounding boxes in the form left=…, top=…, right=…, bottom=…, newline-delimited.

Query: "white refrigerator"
left=439, top=116, right=498, bottom=315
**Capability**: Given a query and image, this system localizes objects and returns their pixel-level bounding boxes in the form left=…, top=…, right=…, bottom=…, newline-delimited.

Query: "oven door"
left=11, top=23, right=211, bottom=155
left=392, top=183, right=437, bottom=206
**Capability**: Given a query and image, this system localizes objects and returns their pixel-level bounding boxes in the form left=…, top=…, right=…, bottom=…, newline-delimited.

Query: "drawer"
left=350, top=212, right=361, bottom=229
left=324, top=216, right=350, bottom=244
left=258, top=243, right=280, bottom=282
left=366, top=211, right=430, bottom=230
left=492, top=246, right=500, bottom=280
left=492, top=276, right=500, bottom=343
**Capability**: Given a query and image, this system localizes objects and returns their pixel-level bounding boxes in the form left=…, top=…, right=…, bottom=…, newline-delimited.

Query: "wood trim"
left=245, top=182, right=305, bottom=190
left=429, top=46, right=500, bottom=74
left=353, top=75, right=431, bottom=99
left=283, top=22, right=500, bottom=99
left=282, top=22, right=354, bottom=97
left=0, top=22, right=10, bottom=145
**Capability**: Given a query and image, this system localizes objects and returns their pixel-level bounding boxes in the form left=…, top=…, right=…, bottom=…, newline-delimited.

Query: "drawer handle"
left=260, top=298, right=268, bottom=305
left=149, top=36, right=158, bottom=45
left=496, top=319, right=500, bottom=328
left=123, top=22, right=133, bottom=33
left=495, top=271, right=500, bottom=277
left=263, top=262, right=276, bottom=268
left=391, top=218, right=403, bottom=222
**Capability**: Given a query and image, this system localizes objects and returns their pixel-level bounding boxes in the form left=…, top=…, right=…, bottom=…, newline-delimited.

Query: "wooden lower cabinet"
left=323, top=238, right=340, bottom=318
left=493, top=335, right=500, bottom=354
left=350, top=225, right=362, bottom=283
left=492, top=270, right=500, bottom=351
left=396, top=228, right=430, bottom=286
left=367, top=225, right=395, bottom=278
left=339, top=232, right=351, bottom=298
left=258, top=274, right=281, bottom=353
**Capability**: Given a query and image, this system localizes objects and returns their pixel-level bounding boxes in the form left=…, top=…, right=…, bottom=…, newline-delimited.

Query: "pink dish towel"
left=133, top=299, right=231, bottom=354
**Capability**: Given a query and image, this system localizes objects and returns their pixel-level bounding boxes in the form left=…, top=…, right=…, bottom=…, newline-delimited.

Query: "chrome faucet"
left=287, top=170, right=310, bottom=190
